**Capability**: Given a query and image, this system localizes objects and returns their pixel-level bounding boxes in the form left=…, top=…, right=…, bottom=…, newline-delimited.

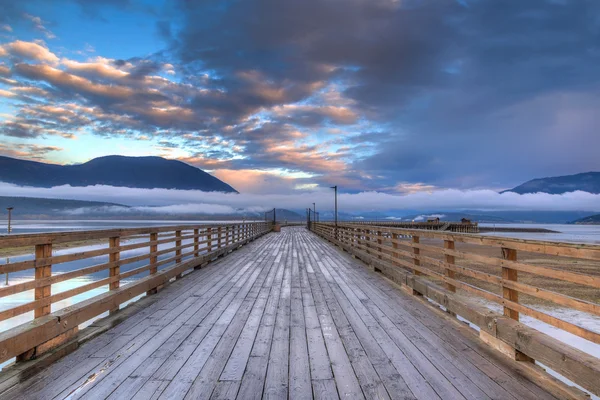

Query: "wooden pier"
left=0, top=223, right=598, bottom=399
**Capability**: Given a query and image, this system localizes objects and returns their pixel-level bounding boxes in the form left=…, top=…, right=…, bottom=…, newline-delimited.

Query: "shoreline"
left=479, top=227, right=560, bottom=233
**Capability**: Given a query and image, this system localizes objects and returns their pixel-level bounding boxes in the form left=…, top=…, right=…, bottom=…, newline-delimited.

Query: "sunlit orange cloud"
left=212, top=169, right=299, bottom=194
left=177, top=156, right=233, bottom=170
left=0, top=40, right=59, bottom=64
left=262, top=141, right=348, bottom=173
left=394, top=182, right=438, bottom=194
left=0, top=143, right=62, bottom=161
left=62, top=57, right=129, bottom=80
left=271, top=104, right=358, bottom=125
left=15, top=64, right=134, bottom=100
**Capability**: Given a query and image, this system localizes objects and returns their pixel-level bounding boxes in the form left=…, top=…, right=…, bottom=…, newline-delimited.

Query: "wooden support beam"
left=193, top=229, right=200, bottom=257
left=108, top=237, right=120, bottom=315
left=444, top=239, right=456, bottom=293
left=480, top=330, right=533, bottom=362
left=147, top=232, right=158, bottom=295
left=34, top=243, right=52, bottom=319
left=412, top=236, right=422, bottom=276
left=175, top=230, right=182, bottom=279
left=502, top=247, right=519, bottom=321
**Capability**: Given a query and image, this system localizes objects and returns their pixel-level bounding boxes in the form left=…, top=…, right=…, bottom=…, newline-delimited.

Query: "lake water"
left=479, top=223, right=600, bottom=244
left=2, top=219, right=256, bottom=235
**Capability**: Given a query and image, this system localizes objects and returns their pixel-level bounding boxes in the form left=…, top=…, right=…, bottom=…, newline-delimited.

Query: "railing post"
left=218, top=226, right=222, bottom=248
left=207, top=227, right=212, bottom=253
left=501, top=247, right=519, bottom=320
left=481, top=247, right=532, bottom=362
left=193, top=229, right=199, bottom=257
left=412, top=236, right=421, bottom=276
left=147, top=232, right=159, bottom=295
left=377, top=231, right=382, bottom=260
left=109, top=236, right=120, bottom=314
left=392, top=233, right=399, bottom=259
left=444, top=239, right=456, bottom=292
left=34, top=243, right=52, bottom=318
left=175, top=230, right=182, bottom=279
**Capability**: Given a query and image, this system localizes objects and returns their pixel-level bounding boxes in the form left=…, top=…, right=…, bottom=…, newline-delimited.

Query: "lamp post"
left=330, top=186, right=337, bottom=239
left=6, top=207, right=13, bottom=235
left=330, top=186, right=337, bottom=226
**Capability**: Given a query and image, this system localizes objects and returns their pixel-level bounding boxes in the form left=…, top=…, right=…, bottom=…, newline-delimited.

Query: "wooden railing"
left=0, top=222, right=272, bottom=364
left=310, top=222, right=600, bottom=396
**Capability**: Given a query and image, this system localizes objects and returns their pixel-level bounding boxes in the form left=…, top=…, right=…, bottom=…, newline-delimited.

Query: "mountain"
left=0, top=155, right=237, bottom=192
left=570, top=214, right=600, bottom=225
left=502, top=172, right=600, bottom=194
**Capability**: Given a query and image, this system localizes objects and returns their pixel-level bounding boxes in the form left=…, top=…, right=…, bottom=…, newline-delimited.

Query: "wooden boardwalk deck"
left=3, top=227, right=563, bottom=400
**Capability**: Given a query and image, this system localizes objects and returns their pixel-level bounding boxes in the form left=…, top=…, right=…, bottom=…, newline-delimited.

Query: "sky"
left=0, top=0, right=599, bottom=205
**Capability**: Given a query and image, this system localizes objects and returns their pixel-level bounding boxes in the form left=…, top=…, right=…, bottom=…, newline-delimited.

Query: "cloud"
left=1, top=182, right=600, bottom=213
left=0, top=143, right=62, bottom=160
left=0, top=24, right=11, bottom=32
left=0, top=89, right=15, bottom=98
left=23, top=13, right=56, bottom=39
left=0, top=40, right=59, bottom=64
left=1, top=1, right=599, bottom=194
left=61, top=203, right=237, bottom=215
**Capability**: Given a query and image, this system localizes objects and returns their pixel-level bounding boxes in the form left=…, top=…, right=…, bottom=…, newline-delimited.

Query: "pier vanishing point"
left=0, top=221, right=598, bottom=399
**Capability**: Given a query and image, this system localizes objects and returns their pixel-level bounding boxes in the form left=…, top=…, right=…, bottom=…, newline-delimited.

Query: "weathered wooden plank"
left=3, top=227, right=587, bottom=400
left=184, top=238, right=281, bottom=400
left=312, top=379, right=340, bottom=400
left=3, top=235, right=265, bottom=399
left=236, top=236, right=286, bottom=400
left=263, top=238, right=292, bottom=400
left=310, top=232, right=567, bottom=400
left=296, top=236, right=365, bottom=399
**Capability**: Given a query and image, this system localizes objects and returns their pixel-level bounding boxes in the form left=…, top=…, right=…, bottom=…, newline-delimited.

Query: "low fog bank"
left=2, top=182, right=600, bottom=215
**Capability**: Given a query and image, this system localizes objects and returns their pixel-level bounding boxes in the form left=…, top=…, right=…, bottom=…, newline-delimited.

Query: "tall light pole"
left=6, top=207, right=13, bottom=234
left=330, top=186, right=337, bottom=226
left=330, top=186, right=337, bottom=239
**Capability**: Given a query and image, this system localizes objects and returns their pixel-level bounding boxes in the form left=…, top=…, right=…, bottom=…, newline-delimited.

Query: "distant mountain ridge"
left=0, top=155, right=237, bottom=192
left=570, top=214, right=600, bottom=225
left=502, top=172, right=600, bottom=194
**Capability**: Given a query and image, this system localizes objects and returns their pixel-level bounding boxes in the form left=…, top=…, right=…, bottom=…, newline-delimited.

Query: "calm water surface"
left=479, top=223, right=600, bottom=244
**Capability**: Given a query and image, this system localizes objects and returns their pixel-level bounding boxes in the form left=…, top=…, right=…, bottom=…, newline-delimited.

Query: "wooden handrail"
left=0, top=222, right=272, bottom=364
left=310, top=221, right=600, bottom=396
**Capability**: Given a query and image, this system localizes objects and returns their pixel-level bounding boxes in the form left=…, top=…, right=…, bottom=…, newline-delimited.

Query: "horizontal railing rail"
left=310, top=221, right=600, bottom=396
left=0, top=222, right=272, bottom=364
